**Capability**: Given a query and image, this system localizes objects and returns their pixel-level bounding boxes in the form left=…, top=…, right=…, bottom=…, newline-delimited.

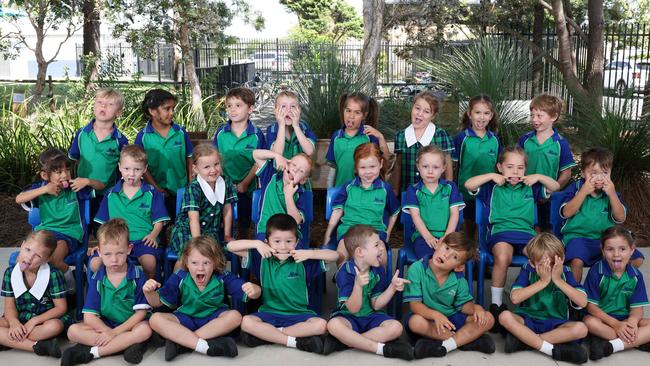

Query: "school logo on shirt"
left=523, top=193, right=534, bottom=201
left=447, top=289, right=456, bottom=297
left=373, top=197, right=384, bottom=204
left=138, top=202, right=151, bottom=210
left=246, top=143, right=256, bottom=150
left=546, top=150, right=559, bottom=156
left=106, top=147, right=119, bottom=156
left=287, top=271, right=300, bottom=280
left=441, top=191, right=450, bottom=199
left=66, top=196, right=78, bottom=205
left=488, top=150, right=496, bottom=156
left=172, top=140, right=183, bottom=149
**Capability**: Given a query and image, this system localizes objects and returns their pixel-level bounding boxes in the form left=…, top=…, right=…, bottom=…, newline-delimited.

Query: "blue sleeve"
left=336, top=266, right=355, bottom=301
left=158, top=272, right=182, bottom=309
left=559, top=183, right=578, bottom=218
left=475, top=181, right=495, bottom=204
left=331, top=183, right=349, bottom=210
left=134, top=130, right=145, bottom=147
left=150, top=189, right=170, bottom=224
left=326, top=133, right=337, bottom=164
left=256, top=128, right=266, bottom=149
left=564, top=267, right=585, bottom=292
left=532, top=183, right=549, bottom=201
left=449, top=182, right=465, bottom=208
left=243, top=250, right=262, bottom=280
left=517, top=133, right=527, bottom=149
left=295, top=190, right=307, bottom=220
left=183, top=128, right=194, bottom=157
left=512, top=266, right=531, bottom=289
left=304, top=259, right=327, bottom=283
left=82, top=274, right=101, bottom=315
left=402, top=185, right=419, bottom=211
left=302, top=123, right=317, bottom=145
left=584, top=266, right=601, bottom=305
left=452, top=132, right=464, bottom=162
left=213, top=127, right=223, bottom=151
left=558, top=139, right=576, bottom=172
left=22, top=183, right=44, bottom=209
left=133, top=272, right=150, bottom=310
left=384, top=183, right=400, bottom=217
left=368, top=135, right=380, bottom=146
left=265, top=124, right=278, bottom=150
left=256, top=161, right=275, bottom=187
left=371, top=267, right=390, bottom=296
left=630, top=273, right=649, bottom=307
left=94, top=194, right=110, bottom=224
left=76, top=186, right=94, bottom=201
left=117, top=132, right=129, bottom=149
left=221, top=272, right=247, bottom=303
left=68, top=129, right=82, bottom=160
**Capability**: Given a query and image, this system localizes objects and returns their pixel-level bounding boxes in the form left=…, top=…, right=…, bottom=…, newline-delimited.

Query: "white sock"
left=90, top=346, right=100, bottom=359
left=491, top=287, right=504, bottom=306
left=376, top=342, right=385, bottom=355
left=286, top=336, right=297, bottom=348
left=539, top=341, right=553, bottom=356
left=195, top=338, right=209, bottom=354
left=442, top=337, right=457, bottom=352
left=610, top=338, right=625, bottom=353
left=277, top=327, right=284, bottom=333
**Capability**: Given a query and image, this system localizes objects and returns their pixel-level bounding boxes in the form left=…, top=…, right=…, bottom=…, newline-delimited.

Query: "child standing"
left=252, top=149, right=312, bottom=247
left=227, top=214, right=337, bottom=354
left=326, top=92, right=390, bottom=187
left=323, top=143, right=400, bottom=267
left=0, top=231, right=71, bottom=357
left=498, top=233, right=589, bottom=364
left=135, top=89, right=193, bottom=223
left=324, top=225, right=413, bottom=360
left=395, top=91, right=454, bottom=193
left=63, top=219, right=152, bottom=366
left=213, top=87, right=266, bottom=239
left=405, top=232, right=495, bottom=358
left=169, top=143, right=237, bottom=258
left=464, top=146, right=559, bottom=320
left=560, top=147, right=644, bottom=282
left=93, top=145, right=170, bottom=279
left=403, top=146, right=464, bottom=259
left=266, top=90, right=317, bottom=159
left=16, top=148, right=94, bottom=285
left=144, top=236, right=260, bottom=361
left=453, top=94, right=501, bottom=238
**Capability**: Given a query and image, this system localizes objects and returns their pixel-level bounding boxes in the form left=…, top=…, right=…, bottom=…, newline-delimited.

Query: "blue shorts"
left=413, top=236, right=439, bottom=260
left=102, top=318, right=121, bottom=329
left=565, top=237, right=645, bottom=266
left=174, top=308, right=227, bottom=331
left=487, top=231, right=534, bottom=254
left=250, top=311, right=320, bottom=327
left=406, top=311, right=467, bottom=331
left=608, top=313, right=629, bottom=321
left=333, top=313, right=394, bottom=334
left=536, top=200, right=551, bottom=230
left=52, top=231, right=80, bottom=253
left=520, top=314, right=568, bottom=334
left=130, top=240, right=162, bottom=260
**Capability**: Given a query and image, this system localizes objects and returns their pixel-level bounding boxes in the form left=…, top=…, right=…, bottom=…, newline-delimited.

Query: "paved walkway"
left=0, top=247, right=649, bottom=365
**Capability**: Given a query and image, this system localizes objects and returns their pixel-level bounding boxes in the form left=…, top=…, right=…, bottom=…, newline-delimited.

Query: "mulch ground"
left=0, top=194, right=32, bottom=247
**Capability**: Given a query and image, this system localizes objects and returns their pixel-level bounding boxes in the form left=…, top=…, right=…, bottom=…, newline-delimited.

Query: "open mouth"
left=19, top=261, right=30, bottom=271
left=195, top=273, right=206, bottom=283
left=435, top=257, right=445, bottom=265
left=612, top=259, right=624, bottom=269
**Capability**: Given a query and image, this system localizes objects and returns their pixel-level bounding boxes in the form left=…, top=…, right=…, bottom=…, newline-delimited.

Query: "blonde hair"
left=275, top=90, right=300, bottom=106
left=525, top=232, right=565, bottom=263
left=293, top=152, right=314, bottom=172
left=180, top=236, right=227, bottom=273
left=24, top=230, right=57, bottom=256
left=191, top=143, right=220, bottom=165
left=416, top=145, right=447, bottom=166
left=96, top=87, right=125, bottom=111
left=97, top=218, right=130, bottom=247
left=530, top=94, right=564, bottom=122
left=120, top=145, right=147, bottom=164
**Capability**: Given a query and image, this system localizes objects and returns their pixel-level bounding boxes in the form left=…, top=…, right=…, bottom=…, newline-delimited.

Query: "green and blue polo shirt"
left=452, top=128, right=501, bottom=201
left=213, top=120, right=266, bottom=193
left=332, top=260, right=389, bottom=317
left=403, top=179, right=465, bottom=241
left=584, top=260, right=649, bottom=317
left=326, top=125, right=380, bottom=187
left=518, top=129, right=576, bottom=180
left=265, top=121, right=317, bottom=159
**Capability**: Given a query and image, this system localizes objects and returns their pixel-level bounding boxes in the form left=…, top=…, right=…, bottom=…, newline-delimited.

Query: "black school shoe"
left=589, top=336, right=613, bottom=361
left=322, top=334, right=348, bottom=355
left=504, top=332, right=532, bottom=353
left=296, top=335, right=324, bottom=354
left=637, top=341, right=650, bottom=352
left=489, top=304, right=508, bottom=333
left=148, top=332, right=166, bottom=349
left=61, top=344, right=93, bottom=366
left=33, top=337, right=61, bottom=358
left=459, top=334, right=496, bottom=354
left=383, top=339, right=414, bottom=360
left=206, top=337, right=238, bottom=357
left=123, top=341, right=148, bottom=364
left=413, top=338, right=446, bottom=359
left=552, top=343, right=588, bottom=364
left=240, top=331, right=271, bottom=347
left=164, top=340, right=191, bottom=361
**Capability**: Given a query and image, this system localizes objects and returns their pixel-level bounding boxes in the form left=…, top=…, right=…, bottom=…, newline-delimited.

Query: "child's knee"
left=135, top=322, right=153, bottom=339
left=384, top=320, right=403, bottom=337
left=498, top=310, right=514, bottom=325
left=67, top=323, right=82, bottom=339
left=311, top=318, right=328, bottom=334
left=408, top=314, right=427, bottom=332
left=240, top=315, right=258, bottom=331
left=569, top=322, right=588, bottom=338
left=148, top=313, right=165, bottom=329
left=327, top=318, right=347, bottom=334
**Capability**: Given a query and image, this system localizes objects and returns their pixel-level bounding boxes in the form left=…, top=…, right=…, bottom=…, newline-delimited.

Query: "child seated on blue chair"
left=560, top=147, right=644, bottom=282
left=464, top=146, right=559, bottom=324
left=403, top=145, right=464, bottom=260
left=404, top=232, right=494, bottom=359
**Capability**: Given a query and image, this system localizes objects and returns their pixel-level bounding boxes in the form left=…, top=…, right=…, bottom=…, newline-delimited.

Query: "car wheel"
left=616, top=80, right=627, bottom=97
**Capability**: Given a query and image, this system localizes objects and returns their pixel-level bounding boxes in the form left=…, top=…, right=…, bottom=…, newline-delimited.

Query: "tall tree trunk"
left=179, top=21, right=204, bottom=124
left=82, top=0, right=101, bottom=90
left=360, top=0, right=384, bottom=96
left=531, top=3, right=545, bottom=95
left=584, top=0, right=604, bottom=106
left=33, top=26, right=47, bottom=103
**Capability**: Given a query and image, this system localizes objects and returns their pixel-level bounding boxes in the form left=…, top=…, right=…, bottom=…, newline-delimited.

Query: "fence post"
left=157, top=44, right=162, bottom=82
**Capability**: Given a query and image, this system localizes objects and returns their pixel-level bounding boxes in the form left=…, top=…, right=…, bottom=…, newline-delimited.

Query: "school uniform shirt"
left=265, top=121, right=317, bottom=159
left=560, top=179, right=626, bottom=244
left=24, top=182, right=94, bottom=242
left=82, top=263, right=150, bottom=324
left=326, top=125, right=380, bottom=187
left=332, top=260, right=390, bottom=317
left=134, top=122, right=193, bottom=194
left=518, top=129, right=576, bottom=180
left=332, top=177, right=400, bottom=239
left=169, top=177, right=237, bottom=254
left=255, top=161, right=308, bottom=236
left=584, top=260, right=649, bottom=317
left=213, top=120, right=266, bottom=193
left=94, top=181, right=170, bottom=241
left=403, top=256, right=473, bottom=316
left=159, top=269, right=247, bottom=318
left=394, top=123, right=455, bottom=192
left=68, top=119, right=129, bottom=195
left=472, top=181, right=549, bottom=236
left=452, top=128, right=501, bottom=201
left=244, top=250, right=327, bottom=315
left=1, top=263, right=69, bottom=324
left=403, top=179, right=465, bottom=241
left=512, top=263, right=585, bottom=320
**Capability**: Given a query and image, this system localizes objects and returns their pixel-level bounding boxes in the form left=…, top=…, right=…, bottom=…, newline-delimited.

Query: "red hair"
left=353, top=143, right=386, bottom=179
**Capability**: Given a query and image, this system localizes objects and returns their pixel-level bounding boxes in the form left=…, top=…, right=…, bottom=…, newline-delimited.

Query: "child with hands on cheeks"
left=144, top=235, right=260, bottom=361
left=404, top=232, right=495, bottom=359
left=464, top=146, right=559, bottom=323
left=266, top=90, right=317, bottom=159
left=498, top=233, right=589, bottom=364
left=582, top=226, right=650, bottom=360
left=0, top=231, right=71, bottom=358
left=324, top=225, right=413, bottom=360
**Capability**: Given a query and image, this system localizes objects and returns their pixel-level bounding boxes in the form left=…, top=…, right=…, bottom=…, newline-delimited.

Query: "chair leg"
left=466, top=259, right=474, bottom=300
left=477, top=258, right=486, bottom=308
left=75, top=255, right=85, bottom=320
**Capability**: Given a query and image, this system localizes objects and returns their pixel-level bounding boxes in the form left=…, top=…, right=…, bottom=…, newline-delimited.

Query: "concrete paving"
left=1, top=247, right=649, bottom=365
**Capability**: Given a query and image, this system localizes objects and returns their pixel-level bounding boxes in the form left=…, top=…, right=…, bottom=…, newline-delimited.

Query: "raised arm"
left=464, top=173, right=502, bottom=192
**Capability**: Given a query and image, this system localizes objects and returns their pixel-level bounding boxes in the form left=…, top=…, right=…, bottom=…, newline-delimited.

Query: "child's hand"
left=432, top=312, right=455, bottom=335
left=274, top=105, right=288, bottom=125
left=602, top=176, right=616, bottom=197
left=45, top=181, right=61, bottom=196
left=256, top=242, right=276, bottom=258
left=8, top=320, right=26, bottom=342
left=522, top=174, right=539, bottom=186
left=354, top=267, right=370, bottom=287
left=491, top=174, right=506, bottom=186
left=275, top=156, right=289, bottom=171
left=142, top=233, right=158, bottom=248
left=283, top=181, right=299, bottom=197
left=363, top=125, right=385, bottom=142
left=236, top=181, right=249, bottom=194
left=290, top=109, right=301, bottom=128
left=551, top=255, right=564, bottom=283
left=390, top=269, right=411, bottom=292
left=95, top=329, right=116, bottom=347
left=537, top=257, right=552, bottom=284
left=23, top=318, right=38, bottom=337
left=472, top=305, right=490, bottom=327
left=242, top=282, right=261, bottom=299
left=87, top=246, right=99, bottom=257
left=614, top=320, right=637, bottom=344
left=290, top=249, right=312, bottom=263
left=143, top=279, right=161, bottom=293
left=70, top=177, right=89, bottom=192
left=423, top=235, right=439, bottom=249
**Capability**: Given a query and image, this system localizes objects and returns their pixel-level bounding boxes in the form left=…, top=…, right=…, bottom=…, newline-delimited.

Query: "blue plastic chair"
left=550, top=191, right=570, bottom=239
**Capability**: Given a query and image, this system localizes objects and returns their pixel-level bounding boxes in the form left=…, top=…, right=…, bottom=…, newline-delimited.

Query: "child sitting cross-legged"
left=404, top=232, right=495, bottom=359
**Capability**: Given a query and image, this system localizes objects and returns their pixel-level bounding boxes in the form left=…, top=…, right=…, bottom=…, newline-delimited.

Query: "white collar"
left=404, top=123, right=436, bottom=147
left=198, top=175, right=225, bottom=206
left=11, top=263, right=50, bottom=300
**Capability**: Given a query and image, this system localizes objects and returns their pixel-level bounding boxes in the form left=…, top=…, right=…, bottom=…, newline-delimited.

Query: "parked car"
left=249, top=51, right=291, bottom=72
left=603, top=60, right=650, bottom=96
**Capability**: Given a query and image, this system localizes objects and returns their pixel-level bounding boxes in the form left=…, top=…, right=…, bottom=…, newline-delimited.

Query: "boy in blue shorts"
left=325, top=225, right=413, bottom=360
left=63, top=219, right=152, bottom=366
left=560, top=147, right=644, bottom=282
left=214, top=87, right=266, bottom=239
left=227, top=214, right=338, bottom=354
left=405, top=232, right=495, bottom=358
left=499, top=233, right=589, bottom=364
left=252, top=149, right=312, bottom=247
left=92, top=145, right=170, bottom=279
